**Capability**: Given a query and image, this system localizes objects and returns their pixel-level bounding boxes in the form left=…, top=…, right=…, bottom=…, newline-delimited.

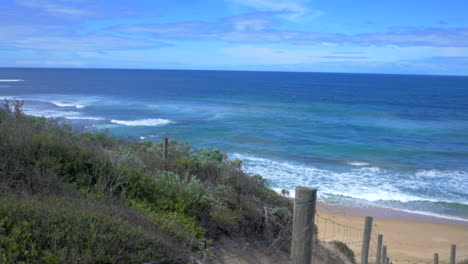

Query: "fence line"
left=141, top=177, right=464, bottom=263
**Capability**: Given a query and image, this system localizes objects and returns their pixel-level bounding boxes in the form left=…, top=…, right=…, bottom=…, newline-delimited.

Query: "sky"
left=1, top=0, right=468, bottom=75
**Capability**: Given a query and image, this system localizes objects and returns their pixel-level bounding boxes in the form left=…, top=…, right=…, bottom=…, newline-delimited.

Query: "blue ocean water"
left=1, top=68, right=467, bottom=220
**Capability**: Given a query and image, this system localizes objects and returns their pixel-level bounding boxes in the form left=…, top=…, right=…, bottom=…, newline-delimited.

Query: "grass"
left=0, top=101, right=292, bottom=263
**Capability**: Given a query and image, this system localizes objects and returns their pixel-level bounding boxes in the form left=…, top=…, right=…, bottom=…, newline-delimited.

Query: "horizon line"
left=1, top=66, right=468, bottom=78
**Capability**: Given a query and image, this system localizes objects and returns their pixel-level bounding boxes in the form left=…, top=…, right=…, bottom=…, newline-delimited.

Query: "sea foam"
left=23, top=109, right=82, bottom=119
left=230, top=153, right=468, bottom=206
left=0, top=79, right=24, bottom=82
left=111, top=118, right=174, bottom=126
left=347, top=161, right=370, bottom=166
left=65, top=116, right=105, bottom=121
left=1, top=95, right=96, bottom=110
left=415, top=169, right=468, bottom=179
left=50, top=101, right=87, bottom=109
left=22, top=106, right=103, bottom=120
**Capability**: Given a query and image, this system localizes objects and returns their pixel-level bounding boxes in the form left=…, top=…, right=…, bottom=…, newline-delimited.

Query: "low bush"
left=0, top=104, right=293, bottom=261
left=0, top=197, right=167, bottom=264
left=331, top=240, right=356, bottom=264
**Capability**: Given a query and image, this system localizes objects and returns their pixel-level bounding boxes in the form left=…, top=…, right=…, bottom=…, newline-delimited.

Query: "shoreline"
left=316, top=201, right=468, bottom=226
left=276, top=186, right=468, bottom=226
left=314, top=201, right=468, bottom=263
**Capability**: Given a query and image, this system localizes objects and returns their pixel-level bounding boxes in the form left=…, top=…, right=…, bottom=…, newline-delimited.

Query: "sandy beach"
left=316, top=203, right=468, bottom=264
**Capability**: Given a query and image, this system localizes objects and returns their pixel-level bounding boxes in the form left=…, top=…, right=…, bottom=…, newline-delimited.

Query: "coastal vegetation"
left=0, top=100, right=292, bottom=263
left=331, top=241, right=355, bottom=264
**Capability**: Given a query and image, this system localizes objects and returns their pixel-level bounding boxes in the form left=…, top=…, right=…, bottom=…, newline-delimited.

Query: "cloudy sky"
left=1, top=0, right=468, bottom=75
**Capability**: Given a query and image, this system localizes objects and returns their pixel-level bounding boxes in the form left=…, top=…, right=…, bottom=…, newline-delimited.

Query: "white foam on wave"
left=0, top=79, right=24, bottom=82
left=50, top=101, right=87, bottom=109
left=347, top=161, right=370, bottom=166
left=1, top=95, right=98, bottom=110
left=230, top=153, right=468, bottom=206
left=387, top=207, right=468, bottom=223
left=416, top=169, right=468, bottom=179
left=65, top=116, right=105, bottom=121
left=0, top=96, right=18, bottom=100
left=1, top=95, right=104, bottom=121
left=111, top=118, right=174, bottom=127
left=23, top=109, right=82, bottom=119
left=22, top=107, right=104, bottom=121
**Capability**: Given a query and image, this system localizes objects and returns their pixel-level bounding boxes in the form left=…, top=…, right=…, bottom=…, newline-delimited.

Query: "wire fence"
left=436, top=253, right=468, bottom=264
left=315, top=212, right=363, bottom=258
left=141, top=187, right=466, bottom=264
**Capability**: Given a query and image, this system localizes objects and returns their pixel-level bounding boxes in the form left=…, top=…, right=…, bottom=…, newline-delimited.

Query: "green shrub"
left=195, top=149, right=226, bottom=165
left=0, top=107, right=294, bottom=260
left=331, top=240, right=355, bottom=264
left=126, top=171, right=211, bottom=241
left=0, top=198, right=167, bottom=264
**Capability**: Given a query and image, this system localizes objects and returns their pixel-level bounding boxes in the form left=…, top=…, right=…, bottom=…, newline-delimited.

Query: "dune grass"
left=0, top=102, right=292, bottom=263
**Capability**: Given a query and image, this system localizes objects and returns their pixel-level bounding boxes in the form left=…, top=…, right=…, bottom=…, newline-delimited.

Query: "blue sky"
left=1, top=0, right=468, bottom=75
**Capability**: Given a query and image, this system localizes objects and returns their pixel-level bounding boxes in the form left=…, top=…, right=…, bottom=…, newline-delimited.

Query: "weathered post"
left=386, top=257, right=389, bottom=264
left=450, top=244, right=456, bottom=264
left=360, top=216, right=373, bottom=264
left=291, top=187, right=317, bottom=264
left=434, top=253, right=439, bottom=264
left=163, top=137, right=168, bottom=159
left=382, top=245, right=387, bottom=264
left=376, top=234, right=383, bottom=264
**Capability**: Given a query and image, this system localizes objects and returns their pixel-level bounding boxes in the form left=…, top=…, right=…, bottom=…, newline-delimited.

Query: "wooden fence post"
left=361, top=216, right=373, bottom=264
left=450, top=244, right=456, bottom=264
left=434, top=253, right=438, bottom=264
left=382, top=245, right=387, bottom=264
left=376, top=234, right=383, bottom=264
left=291, top=187, right=317, bottom=264
left=163, top=137, right=168, bottom=159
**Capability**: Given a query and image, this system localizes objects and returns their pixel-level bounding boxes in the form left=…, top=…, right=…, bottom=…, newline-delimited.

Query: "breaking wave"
left=110, top=118, right=174, bottom=127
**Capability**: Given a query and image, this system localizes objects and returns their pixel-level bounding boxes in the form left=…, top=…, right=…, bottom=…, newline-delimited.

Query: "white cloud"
left=115, top=15, right=468, bottom=48
left=228, top=0, right=318, bottom=20
left=0, top=24, right=170, bottom=51
left=232, top=18, right=270, bottom=31
left=15, top=60, right=86, bottom=66
left=221, top=45, right=328, bottom=64
left=0, top=1, right=169, bottom=53
left=14, top=34, right=169, bottom=51
left=230, top=0, right=306, bottom=13
left=14, top=0, right=89, bottom=17
left=12, top=0, right=152, bottom=19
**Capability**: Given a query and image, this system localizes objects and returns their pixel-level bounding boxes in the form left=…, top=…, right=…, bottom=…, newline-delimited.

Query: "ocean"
left=1, top=68, right=467, bottom=221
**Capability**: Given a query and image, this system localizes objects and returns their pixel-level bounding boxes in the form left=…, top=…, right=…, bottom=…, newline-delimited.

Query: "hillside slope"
left=0, top=103, right=293, bottom=263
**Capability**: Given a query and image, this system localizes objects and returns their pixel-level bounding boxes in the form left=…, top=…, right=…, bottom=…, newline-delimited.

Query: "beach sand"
left=316, top=203, right=468, bottom=264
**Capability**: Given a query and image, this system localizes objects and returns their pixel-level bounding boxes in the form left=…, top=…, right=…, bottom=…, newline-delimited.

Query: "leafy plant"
left=0, top=198, right=167, bottom=264
left=331, top=240, right=356, bottom=264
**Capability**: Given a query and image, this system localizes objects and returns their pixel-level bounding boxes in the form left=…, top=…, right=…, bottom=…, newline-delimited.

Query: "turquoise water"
left=1, top=68, right=467, bottom=220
